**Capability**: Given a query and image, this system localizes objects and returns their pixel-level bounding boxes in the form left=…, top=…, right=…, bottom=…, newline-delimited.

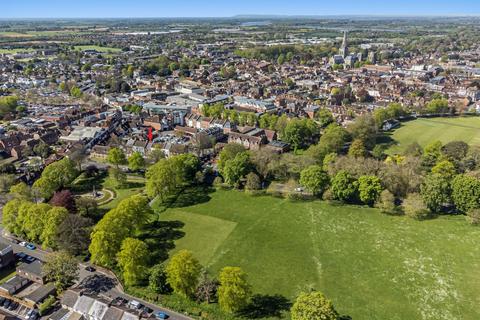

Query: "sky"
left=2, top=0, right=480, bottom=18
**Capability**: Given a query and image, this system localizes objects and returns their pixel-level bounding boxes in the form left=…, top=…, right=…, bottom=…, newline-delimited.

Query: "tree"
left=282, top=119, right=319, bottom=151
left=49, top=190, right=76, bottom=213
left=218, top=144, right=247, bottom=172
left=451, top=175, right=480, bottom=213
left=348, top=139, right=366, bottom=158
left=128, top=152, right=145, bottom=172
left=32, top=158, right=78, bottom=199
left=221, top=152, right=252, bottom=187
left=43, top=251, right=79, bottom=291
left=431, top=160, right=456, bottom=179
left=70, top=86, right=82, bottom=98
left=300, top=165, right=329, bottom=197
left=9, top=182, right=32, bottom=201
left=402, top=193, right=430, bottom=220
left=41, top=206, right=69, bottom=249
left=425, top=98, right=449, bottom=114
left=347, top=114, right=377, bottom=149
left=420, top=174, right=451, bottom=212
left=166, top=250, right=201, bottom=298
left=441, top=141, right=469, bottom=161
left=75, top=197, right=98, bottom=218
left=331, top=170, right=358, bottom=202
left=357, top=175, right=382, bottom=206
left=117, top=238, right=149, bottom=287
left=2, top=199, right=29, bottom=235
left=422, top=140, right=443, bottom=168
left=245, top=172, right=262, bottom=191
left=291, top=291, right=338, bottom=320
left=316, top=108, right=334, bottom=128
left=149, top=263, right=171, bottom=294
left=56, top=214, right=93, bottom=256
left=23, top=203, right=52, bottom=243
left=89, top=195, right=152, bottom=267
left=0, top=174, right=15, bottom=193
left=307, top=124, right=349, bottom=163
left=147, top=147, right=165, bottom=165
left=376, top=189, right=396, bottom=214
left=107, top=147, right=126, bottom=168
left=146, top=154, right=199, bottom=200
left=195, top=271, right=218, bottom=304
left=108, top=167, right=127, bottom=188
left=218, top=267, right=251, bottom=313
left=33, top=142, right=51, bottom=159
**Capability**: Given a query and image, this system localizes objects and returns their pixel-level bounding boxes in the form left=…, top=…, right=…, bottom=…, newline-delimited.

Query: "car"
left=8, top=302, right=18, bottom=310
left=85, top=266, right=96, bottom=272
left=25, top=255, right=36, bottom=263
left=26, top=244, right=36, bottom=250
left=16, top=252, right=26, bottom=260
left=3, top=299, right=11, bottom=308
left=0, top=297, right=5, bottom=304
left=19, top=241, right=27, bottom=247
left=154, top=311, right=169, bottom=319
left=142, top=306, right=153, bottom=314
left=128, top=300, right=142, bottom=310
left=27, top=310, right=39, bottom=320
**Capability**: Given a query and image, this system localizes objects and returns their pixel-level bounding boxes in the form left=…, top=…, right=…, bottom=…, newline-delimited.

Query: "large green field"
left=74, top=45, right=121, bottom=53
left=385, top=117, right=480, bottom=154
left=160, top=189, right=480, bottom=320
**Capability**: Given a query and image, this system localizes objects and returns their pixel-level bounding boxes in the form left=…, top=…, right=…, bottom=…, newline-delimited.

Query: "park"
left=159, top=188, right=480, bottom=320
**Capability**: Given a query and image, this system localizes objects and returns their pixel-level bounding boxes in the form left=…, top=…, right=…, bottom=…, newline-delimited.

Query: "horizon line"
left=2, top=14, right=480, bottom=20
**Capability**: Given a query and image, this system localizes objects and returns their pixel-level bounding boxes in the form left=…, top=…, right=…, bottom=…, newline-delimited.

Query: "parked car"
left=15, top=252, right=26, bottom=260
left=19, top=241, right=27, bottom=247
left=142, top=306, right=153, bottom=314
left=154, top=311, right=169, bottom=319
left=85, top=266, right=96, bottom=272
left=0, top=297, right=5, bottom=304
left=128, top=300, right=142, bottom=310
left=27, top=310, right=39, bottom=320
left=3, top=299, right=11, bottom=308
left=25, top=255, right=36, bottom=263
left=8, top=301, right=18, bottom=310
left=26, top=244, right=36, bottom=250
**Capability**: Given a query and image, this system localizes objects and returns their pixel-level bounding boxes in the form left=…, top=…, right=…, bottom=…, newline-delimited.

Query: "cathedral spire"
left=340, top=30, right=349, bottom=58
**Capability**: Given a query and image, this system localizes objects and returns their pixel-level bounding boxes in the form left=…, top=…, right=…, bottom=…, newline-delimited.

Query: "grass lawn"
left=385, top=116, right=480, bottom=154
left=99, top=176, right=146, bottom=210
left=74, top=45, right=121, bottom=53
left=0, top=48, right=36, bottom=54
left=159, top=189, right=480, bottom=320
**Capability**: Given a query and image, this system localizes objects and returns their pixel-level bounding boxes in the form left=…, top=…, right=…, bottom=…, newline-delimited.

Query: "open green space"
left=385, top=116, right=480, bottom=154
left=0, top=48, right=36, bottom=54
left=74, top=45, right=121, bottom=53
left=160, top=189, right=480, bottom=320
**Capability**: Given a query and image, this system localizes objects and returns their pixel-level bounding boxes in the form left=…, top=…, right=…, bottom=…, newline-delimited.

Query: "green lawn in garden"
left=160, top=189, right=480, bottom=320
left=385, top=117, right=480, bottom=154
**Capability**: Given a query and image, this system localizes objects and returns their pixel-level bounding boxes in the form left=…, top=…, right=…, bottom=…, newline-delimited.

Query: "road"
left=0, top=232, right=193, bottom=320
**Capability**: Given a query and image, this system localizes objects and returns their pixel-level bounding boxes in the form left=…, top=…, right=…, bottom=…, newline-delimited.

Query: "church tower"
left=339, top=31, right=349, bottom=58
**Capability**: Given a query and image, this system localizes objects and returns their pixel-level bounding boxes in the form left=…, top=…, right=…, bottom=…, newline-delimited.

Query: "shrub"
left=375, top=190, right=397, bottom=214
left=39, top=295, right=56, bottom=316
left=466, top=208, right=480, bottom=225
left=402, top=193, right=430, bottom=220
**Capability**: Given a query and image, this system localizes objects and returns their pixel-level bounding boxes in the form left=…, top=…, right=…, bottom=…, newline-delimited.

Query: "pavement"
left=0, top=231, right=193, bottom=320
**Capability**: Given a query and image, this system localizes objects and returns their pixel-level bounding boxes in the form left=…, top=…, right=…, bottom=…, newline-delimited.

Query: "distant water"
left=240, top=21, right=272, bottom=27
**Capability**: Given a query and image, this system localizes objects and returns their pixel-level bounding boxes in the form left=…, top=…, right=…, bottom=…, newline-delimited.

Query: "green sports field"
left=386, top=117, right=480, bottom=154
left=160, top=189, right=480, bottom=320
left=74, top=45, right=121, bottom=53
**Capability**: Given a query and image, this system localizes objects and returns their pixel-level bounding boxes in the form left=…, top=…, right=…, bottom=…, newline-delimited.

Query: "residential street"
left=0, top=231, right=193, bottom=320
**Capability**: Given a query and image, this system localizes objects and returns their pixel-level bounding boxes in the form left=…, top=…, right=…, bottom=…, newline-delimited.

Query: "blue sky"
left=2, top=0, right=480, bottom=18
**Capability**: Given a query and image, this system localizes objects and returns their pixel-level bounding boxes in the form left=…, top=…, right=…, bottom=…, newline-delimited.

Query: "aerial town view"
left=0, top=0, right=480, bottom=319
